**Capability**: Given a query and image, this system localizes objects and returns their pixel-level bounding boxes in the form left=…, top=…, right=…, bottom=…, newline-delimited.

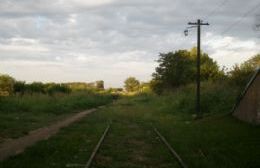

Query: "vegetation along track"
left=153, top=127, right=188, bottom=168
left=85, top=124, right=111, bottom=168
left=0, top=108, right=97, bottom=161
left=85, top=122, right=185, bottom=168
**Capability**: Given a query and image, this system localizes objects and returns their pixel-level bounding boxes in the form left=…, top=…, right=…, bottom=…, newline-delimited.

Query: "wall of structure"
left=233, top=70, right=260, bottom=124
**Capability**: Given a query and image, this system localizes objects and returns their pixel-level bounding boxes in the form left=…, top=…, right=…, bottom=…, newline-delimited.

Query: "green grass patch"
left=1, top=81, right=259, bottom=168
left=0, top=92, right=113, bottom=139
left=0, top=111, right=109, bottom=168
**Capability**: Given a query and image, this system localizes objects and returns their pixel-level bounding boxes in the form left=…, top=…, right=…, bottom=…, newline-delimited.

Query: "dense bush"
left=13, top=81, right=26, bottom=95
left=0, top=77, right=107, bottom=96
left=26, top=82, right=45, bottom=94
left=124, top=77, right=140, bottom=92
left=151, top=49, right=259, bottom=95
left=0, top=74, right=15, bottom=96
left=45, top=83, right=71, bottom=95
left=152, top=48, right=223, bottom=92
left=148, top=50, right=260, bottom=116
left=0, top=91, right=114, bottom=114
left=149, top=80, right=240, bottom=115
left=228, top=54, right=260, bottom=87
left=95, top=80, right=104, bottom=90
left=12, top=82, right=72, bottom=95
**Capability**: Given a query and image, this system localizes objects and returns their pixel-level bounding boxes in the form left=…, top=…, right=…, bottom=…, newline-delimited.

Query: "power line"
left=220, top=2, right=260, bottom=35
left=201, top=1, right=260, bottom=52
left=180, top=1, right=260, bottom=70
left=182, top=1, right=260, bottom=54
left=208, top=1, right=260, bottom=58
left=182, top=0, right=229, bottom=46
left=206, top=0, right=230, bottom=19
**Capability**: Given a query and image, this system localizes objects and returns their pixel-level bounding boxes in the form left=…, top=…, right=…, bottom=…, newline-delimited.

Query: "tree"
left=96, top=80, right=104, bottom=90
left=46, top=83, right=71, bottom=95
left=0, top=74, right=15, bottom=96
left=14, top=81, right=26, bottom=95
left=27, top=82, right=45, bottom=94
left=152, top=48, right=222, bottom=92
left=228, top=54, right=260, bottom=87
left=150, top=79, right=164, bottom=95
left=190, top=48, right=223, bottom=81
left=243, top=54, right=260, bottom=68
left=124, top=77, right=140, bottom=92
left=65, top=82, right=96, bottom=91
left=139, top=82, right=151, bottom=93
left=153, top=50, right=194, bottom=88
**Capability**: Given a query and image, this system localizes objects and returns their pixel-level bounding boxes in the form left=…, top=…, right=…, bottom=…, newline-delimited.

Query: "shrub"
left=0, top=74, right=15, bottom=96
left=228, top=54, right=260, bottom=87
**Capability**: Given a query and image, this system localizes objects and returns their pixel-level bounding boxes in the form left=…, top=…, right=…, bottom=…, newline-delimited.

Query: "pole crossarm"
left=188, top=22, right=210, bottom=26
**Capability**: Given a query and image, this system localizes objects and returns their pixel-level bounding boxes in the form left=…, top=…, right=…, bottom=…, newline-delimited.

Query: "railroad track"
left=67, top=123, right=187, bottom=168
left=153, top=127, right=188, bottom=168
left=85, top=124, right=111, bottom=168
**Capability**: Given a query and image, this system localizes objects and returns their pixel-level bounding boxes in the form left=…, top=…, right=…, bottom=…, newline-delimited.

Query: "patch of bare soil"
left=0, top=108, right=97, bottom=161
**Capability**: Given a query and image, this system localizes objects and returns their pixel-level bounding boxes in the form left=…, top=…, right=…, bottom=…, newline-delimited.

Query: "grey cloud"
left=0, top=0, right=260, bottom=86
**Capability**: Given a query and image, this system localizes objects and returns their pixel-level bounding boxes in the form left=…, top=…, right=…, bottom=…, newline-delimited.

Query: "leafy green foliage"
left=153, top=50, right=193, bottom=87
left=2, top=91, right=259, bottom=168
left=12, top=82, right=72, bottom=95
left=45, top=83, right=71, bottom=95
left=1, top=77, right=108, bottom=96
left=152, top=48, right=223, bottom=93
left=96, top=80, right=104, bottom=90
left=139, top=82, right=152, bottom=93
left=66, top=82, right=96, bottom=91
left=0, top=74, right=15, bottom=96
left=245, top=54, right=260, bottom=68
left=150, top=79, right=164, bottom=95
left=13, top=81, right=26, bottom=95
left=27, top=82, right=45, bottom=94
left=151, top=48, right=259, bottom=94
left=124, top=77, right=140, bottom=92
left=151, top=80, right=239, bottom=115
left=228, top=54, right=260, bottom=87
left=0, top=91, right=114, bottom=139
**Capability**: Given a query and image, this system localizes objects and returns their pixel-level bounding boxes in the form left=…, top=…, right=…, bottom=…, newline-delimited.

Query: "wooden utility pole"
left=188, top=19, right=209, bottom=118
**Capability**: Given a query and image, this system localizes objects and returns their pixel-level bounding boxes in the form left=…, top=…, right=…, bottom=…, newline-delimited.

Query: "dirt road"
left=0, top=108, right=97, bottom=161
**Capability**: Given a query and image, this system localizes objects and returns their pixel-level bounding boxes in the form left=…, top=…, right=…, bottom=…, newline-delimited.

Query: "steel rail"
left=153, top=127, right=188, bottom=168
left=85, top=124, right=111, bottom=168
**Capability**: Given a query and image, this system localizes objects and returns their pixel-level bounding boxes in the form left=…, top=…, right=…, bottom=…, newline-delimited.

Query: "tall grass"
left=0, top=91, right=113, bottom=114
left=1, top=82, right=259, bottom=168
left=109, top=83, right=259, bottom=167
left=133, top=80, right=240, bottom=117
left=0, top=91, right=114, bottom=139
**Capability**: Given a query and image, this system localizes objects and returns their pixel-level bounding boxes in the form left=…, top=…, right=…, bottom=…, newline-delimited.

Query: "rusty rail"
left=153, top=127, right=188, bottom=168
left=85, top=124, right=110, bottom=168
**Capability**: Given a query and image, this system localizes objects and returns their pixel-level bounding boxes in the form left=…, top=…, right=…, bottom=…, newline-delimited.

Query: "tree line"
left=1, top=47, right=259, bottom=95
left=150, top=48, right=260, bottom=94
left=123, top=48, right=260, bottom=94
left=0, top=78, right=105, bottom=96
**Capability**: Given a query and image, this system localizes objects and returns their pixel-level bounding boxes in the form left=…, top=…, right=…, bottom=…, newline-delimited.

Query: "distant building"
left=233, top=68, right=260, bottom=124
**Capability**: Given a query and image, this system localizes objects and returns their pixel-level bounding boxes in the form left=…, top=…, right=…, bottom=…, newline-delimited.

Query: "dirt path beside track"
left=0, top=108, right=97, bottom=161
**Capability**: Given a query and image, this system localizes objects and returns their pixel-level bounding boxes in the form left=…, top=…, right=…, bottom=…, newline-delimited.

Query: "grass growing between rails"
left=0, top=104, right=180, bottom=168
left=1, top=81, right=259, bottom=168
left=125, top=81, right=259, bottom=168
left=0, top=91, right=114, bottom=141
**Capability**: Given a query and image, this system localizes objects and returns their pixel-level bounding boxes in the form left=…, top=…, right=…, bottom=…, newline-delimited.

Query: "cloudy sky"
left=0, top=0, right=260, bottom=87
